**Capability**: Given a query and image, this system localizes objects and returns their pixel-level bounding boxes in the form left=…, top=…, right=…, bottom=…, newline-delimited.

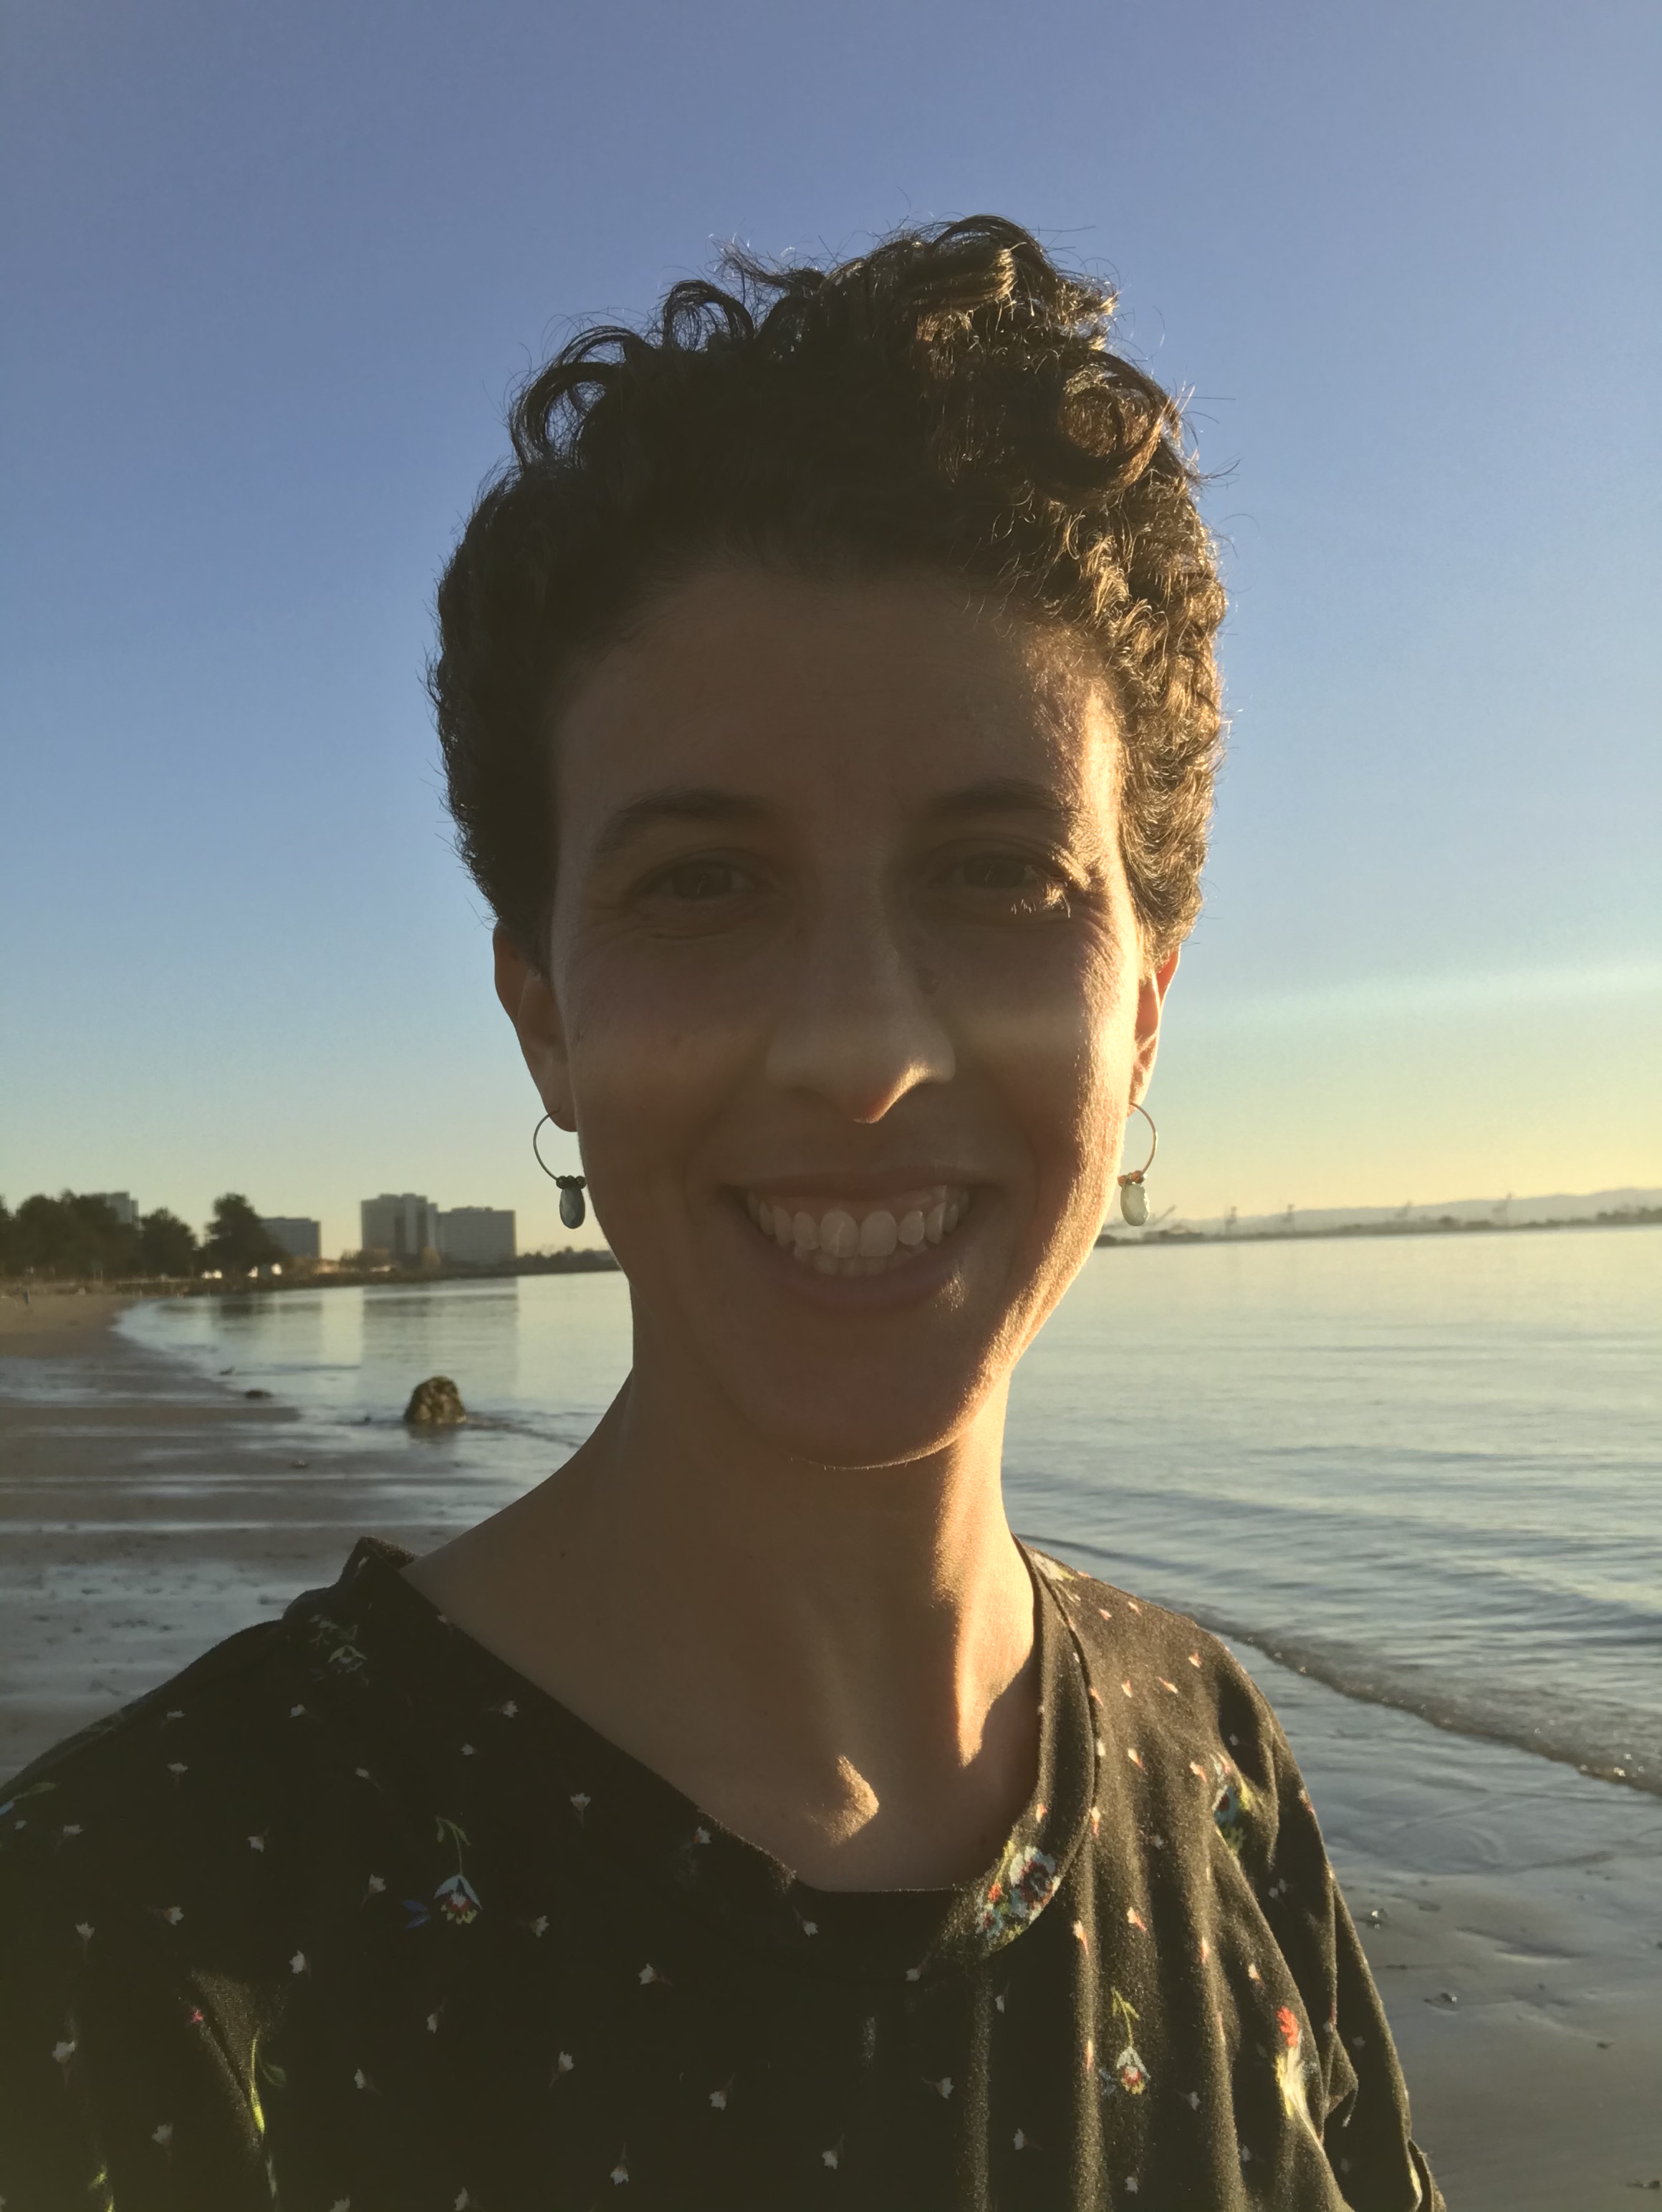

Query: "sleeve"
left=0, top=1796, right=272, bottom=2212
left=1215, top=1658, right=1446, bottom=2212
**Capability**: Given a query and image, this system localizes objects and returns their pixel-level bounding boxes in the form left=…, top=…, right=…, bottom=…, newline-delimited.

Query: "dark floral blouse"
left=0, top=1539, right=1441, bottom=2211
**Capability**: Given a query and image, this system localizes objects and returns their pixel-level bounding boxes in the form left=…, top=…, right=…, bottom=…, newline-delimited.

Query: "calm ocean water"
left=123, top=1225, right=1662, bottom=1794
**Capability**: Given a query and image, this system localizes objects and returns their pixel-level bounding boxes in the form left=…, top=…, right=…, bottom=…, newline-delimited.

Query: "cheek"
left=951, top=938, right=1130, bottom=1173
left=558, top=951, right=754, bottom=1156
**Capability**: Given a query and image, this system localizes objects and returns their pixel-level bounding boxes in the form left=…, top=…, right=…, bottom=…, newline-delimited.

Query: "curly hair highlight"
left=431, top=217, right=1225, bottom=966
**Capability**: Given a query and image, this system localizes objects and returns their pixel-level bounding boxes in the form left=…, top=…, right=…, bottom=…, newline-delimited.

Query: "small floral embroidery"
left=1208, top=1754, right=1257, bottom=1851
left=978, top=1843, right=1060, bottom=1942
left=1110, top=1990, right=1149, bottom=2093
left=309, top=1618, right=369, bottom=1675
left=435, top=1872, right=481, bottom=1925
left=408, top=1817, right=481, bottom=1926
left=1274, top=2005, right=1322, bottom=2139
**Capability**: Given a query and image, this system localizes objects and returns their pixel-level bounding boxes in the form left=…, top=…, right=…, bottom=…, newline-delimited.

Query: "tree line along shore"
left=0, top=1189, right=617, bottom=1290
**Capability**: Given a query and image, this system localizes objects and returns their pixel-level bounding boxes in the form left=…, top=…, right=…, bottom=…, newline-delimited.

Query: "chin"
left=722, top=1365, right=999, bottom=1473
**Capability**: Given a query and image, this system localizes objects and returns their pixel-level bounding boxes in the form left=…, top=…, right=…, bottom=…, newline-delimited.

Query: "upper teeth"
left=744, top=1186, right=969, bottom=1269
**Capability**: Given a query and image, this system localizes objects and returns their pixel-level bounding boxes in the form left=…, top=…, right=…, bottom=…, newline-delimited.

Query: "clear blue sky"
left=3, top=0, right=1658, bottom=1254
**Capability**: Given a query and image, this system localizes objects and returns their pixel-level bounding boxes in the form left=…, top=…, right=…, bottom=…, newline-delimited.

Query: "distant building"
left=360, top=1193, right=441, bottom=1264
left=89, top=1192, right=139, bottom=1228
left=438, top=1207, right=516, bottom=1266
left=260, top=1216, right=321, bottom=1261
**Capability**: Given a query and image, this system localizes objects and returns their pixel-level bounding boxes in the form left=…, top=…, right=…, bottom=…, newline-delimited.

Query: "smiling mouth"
left=741, top=1186, right=974, bottom=1276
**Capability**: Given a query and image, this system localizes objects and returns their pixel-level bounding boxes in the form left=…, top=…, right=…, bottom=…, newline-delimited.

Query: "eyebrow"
left=589, top=787, right=772, bottom=865
left=921, top=776, right=1084, bottom=832
left=587, top=774, right=1087, bottom=866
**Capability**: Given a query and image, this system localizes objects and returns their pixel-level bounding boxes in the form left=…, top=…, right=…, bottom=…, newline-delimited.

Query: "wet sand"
left=3, top=1288, right=1659, bottom=2207
left=0, top=1288, right=455, bottom=1766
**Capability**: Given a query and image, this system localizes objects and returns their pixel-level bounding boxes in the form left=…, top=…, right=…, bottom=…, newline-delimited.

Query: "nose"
left=762, top=882, right=956, bottom=1122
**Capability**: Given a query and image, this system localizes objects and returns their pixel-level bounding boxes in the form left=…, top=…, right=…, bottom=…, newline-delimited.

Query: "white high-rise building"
left=359, top=1193, right=441, bottom=1264
left=438, top=1208, right=516, bottom=1266
left=89, top=1192, right=139, bottom=1228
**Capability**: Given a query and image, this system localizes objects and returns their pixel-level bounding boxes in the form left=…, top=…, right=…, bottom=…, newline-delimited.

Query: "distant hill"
left=1173, top=1188, right=1662, bottom=1239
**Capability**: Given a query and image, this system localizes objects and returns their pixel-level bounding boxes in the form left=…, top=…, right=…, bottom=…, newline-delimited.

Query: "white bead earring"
left=1117, top=1103, right=1158, bottom=1226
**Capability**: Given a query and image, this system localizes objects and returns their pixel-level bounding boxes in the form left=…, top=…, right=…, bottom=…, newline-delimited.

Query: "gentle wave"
left=1025, top=1530, right=1662, bottom=1798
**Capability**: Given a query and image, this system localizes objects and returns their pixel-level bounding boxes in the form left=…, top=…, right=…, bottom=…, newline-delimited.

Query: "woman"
left=0, top=219, right=1441, bottom=2210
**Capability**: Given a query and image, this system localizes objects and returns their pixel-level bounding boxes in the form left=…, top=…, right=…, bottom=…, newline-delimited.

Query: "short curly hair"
left=432, top=216, right=1225, bottom=966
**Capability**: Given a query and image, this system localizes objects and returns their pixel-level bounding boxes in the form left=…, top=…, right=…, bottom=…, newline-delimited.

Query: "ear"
left=1129, top=946, right=1180, bottom=1107
left=494, top=926, right=576, bottom=1131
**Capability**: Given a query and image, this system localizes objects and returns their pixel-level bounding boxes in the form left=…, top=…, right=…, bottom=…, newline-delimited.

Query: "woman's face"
left=501, top=565, right=1173, bottom=1467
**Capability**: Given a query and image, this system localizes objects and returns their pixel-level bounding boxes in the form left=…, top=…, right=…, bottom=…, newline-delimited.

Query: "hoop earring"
left=1117, top=1102, right=1158, bottom=1226
left=532, top=1114, right=587, bottom=1228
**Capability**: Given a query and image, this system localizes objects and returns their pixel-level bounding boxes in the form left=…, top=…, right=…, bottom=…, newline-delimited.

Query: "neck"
left=405, top=1314, right=1039, bottom=1889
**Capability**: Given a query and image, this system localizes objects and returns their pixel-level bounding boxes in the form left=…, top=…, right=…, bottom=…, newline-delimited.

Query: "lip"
left=729, top=1165, right=993, bottom=1201
left=716, top=1180, right=988, bottom=1310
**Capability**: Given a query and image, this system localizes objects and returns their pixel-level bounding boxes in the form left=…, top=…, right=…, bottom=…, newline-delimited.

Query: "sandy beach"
left=3, top=1287, right=1659, bottom=2208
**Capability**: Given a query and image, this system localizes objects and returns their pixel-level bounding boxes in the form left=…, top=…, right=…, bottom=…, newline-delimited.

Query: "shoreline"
left=4, top=1296, right=1661, bottom=2203
left=1097, top=1209, right=1662, bottom=1251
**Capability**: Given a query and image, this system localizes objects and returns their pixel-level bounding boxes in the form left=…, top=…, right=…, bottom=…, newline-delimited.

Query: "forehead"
left=552, top=565, right=1118, bottom=841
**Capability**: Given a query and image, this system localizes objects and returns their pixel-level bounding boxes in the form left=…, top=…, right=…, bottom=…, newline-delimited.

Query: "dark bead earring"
left=532, top=1114, right=587, bottom=1228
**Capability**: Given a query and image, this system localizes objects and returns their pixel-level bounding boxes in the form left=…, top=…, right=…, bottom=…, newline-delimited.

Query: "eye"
left=656, top=859, right=749, bottom=902
left=938, top=849, right=1073, bottom=918
left=957, top=853, right=1046, bottom=892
